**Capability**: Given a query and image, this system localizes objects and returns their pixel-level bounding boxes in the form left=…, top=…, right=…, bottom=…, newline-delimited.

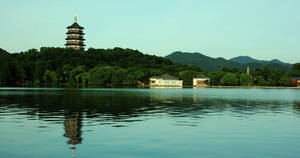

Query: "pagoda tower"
left=65, top=16, right=85, bottom=50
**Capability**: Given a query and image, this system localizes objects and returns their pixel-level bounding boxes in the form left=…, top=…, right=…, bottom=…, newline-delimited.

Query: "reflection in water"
left=293, top=101, right=300, bottom=115
left=64, top=112, right=82, bottom=156
left=0, top=88, right=300, bottom=155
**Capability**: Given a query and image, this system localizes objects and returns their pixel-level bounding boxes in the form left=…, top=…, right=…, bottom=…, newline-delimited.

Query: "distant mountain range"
left=165, top=51, right=293, bottom=72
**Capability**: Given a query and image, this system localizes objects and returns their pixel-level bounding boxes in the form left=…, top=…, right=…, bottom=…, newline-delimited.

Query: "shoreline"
left=208, top=86, right=300, bottom=89
left=0, top=85, right=299, bottom=89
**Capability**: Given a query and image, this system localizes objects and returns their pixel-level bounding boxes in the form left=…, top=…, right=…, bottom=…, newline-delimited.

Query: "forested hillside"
left=230, top=56, right=293, bottom=68
left=165, top=51, right=292, bottom=72
left=1, top=47, right=299, bottom=87
left=0, top=47, right=201, bottom=86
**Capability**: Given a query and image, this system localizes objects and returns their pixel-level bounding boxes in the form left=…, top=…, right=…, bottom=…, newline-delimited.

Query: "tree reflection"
left=0, top=88, right=299, bottom=152
left=293, top=101, right=300, bottom=115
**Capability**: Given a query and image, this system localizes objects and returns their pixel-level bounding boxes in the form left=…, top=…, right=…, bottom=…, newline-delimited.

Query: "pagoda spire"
left=74, top=14, right=77, bottom=23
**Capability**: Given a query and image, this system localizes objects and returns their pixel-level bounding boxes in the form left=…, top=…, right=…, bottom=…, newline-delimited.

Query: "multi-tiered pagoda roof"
left=65, top=16, right=85, bottom=51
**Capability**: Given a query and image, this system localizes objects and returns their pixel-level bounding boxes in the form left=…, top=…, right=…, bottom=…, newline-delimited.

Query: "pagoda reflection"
left=63, top=112, right=83, bottom=156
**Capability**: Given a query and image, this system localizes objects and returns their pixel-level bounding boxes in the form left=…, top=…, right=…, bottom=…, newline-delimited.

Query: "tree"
left=293, top=63, right=300, bottom=71
left=127, top=69, right=145, bottom=84
left=43, top=70, right=57, bottom=84
left=111, top=67, right=128, bottom=85
left=16, top=64, right=26, bottom=83
left=289, top=70, right=300, bottom=77
left=278, top=76, right=290, bottom=86
left=33, top=60, right=45, bottom=81
left=208, top=71, right=226, bottom=86
left=256, top=76, right=267, bottom=86
left=70, top=65, right=88, bottom=84
left=267, top=78, right=277, bottom=86
left=60, top=64, right=73, bottom=82
left=179, top=70, right=201, bottom=85
left=240, top=73, right=253, bottom=86
left=220, top=73, right=238, bottom=86
left=89, top=66, right=111, bottom=85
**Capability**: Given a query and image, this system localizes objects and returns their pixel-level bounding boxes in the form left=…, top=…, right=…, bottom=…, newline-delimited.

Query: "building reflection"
left=150, top=89, right=183, bottom=102
left=63, top=112, right=83, bottom=156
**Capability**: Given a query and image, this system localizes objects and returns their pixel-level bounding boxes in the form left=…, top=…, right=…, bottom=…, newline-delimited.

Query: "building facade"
left=149, top=74, right=183, bottom=88
left=193, top=75, right=210, bottom=88
left=291, top=77, right=300, bottom=87
left=65, top=16, right=85, bottom=50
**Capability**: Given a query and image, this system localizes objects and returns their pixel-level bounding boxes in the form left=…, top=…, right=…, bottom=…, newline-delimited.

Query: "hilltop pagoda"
left=65, top=16, right=85, bottom=50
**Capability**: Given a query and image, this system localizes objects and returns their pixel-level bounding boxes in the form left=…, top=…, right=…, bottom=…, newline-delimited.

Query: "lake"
left=0, top=88, right=300, bottom=158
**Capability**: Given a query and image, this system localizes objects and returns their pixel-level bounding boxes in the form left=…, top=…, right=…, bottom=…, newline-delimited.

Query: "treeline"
left=0, top=47, right=201, bottom=86
left=175, top=65, right=300, bottom=87
left=0, top=47, right=299, bottom=87
left=206, top=65, right=300, bottom=87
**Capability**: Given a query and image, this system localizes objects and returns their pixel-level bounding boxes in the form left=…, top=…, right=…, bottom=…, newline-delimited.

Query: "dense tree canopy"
left=0, top=47, right=201, bottom=86
left=220, top=73, right=238, bottom=86
left=0, top=47, right=298, bottom=87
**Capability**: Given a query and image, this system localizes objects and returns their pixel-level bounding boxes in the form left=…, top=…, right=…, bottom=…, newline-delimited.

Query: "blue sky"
left=1, top=0, right=300, bottom=63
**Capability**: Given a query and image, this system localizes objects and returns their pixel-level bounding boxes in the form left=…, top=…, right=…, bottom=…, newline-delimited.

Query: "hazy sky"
left=1, top=0, right=300, bottom=63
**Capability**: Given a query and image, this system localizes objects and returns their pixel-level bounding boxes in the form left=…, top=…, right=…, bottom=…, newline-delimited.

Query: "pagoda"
left=65, top=16, right=85, bottom=50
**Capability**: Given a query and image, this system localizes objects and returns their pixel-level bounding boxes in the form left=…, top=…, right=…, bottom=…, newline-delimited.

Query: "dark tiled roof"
left=65, top=37, right=85, bottom=40
left=66, top=31, right=85, bottom=35
left=67, top=23, right=84, bottom=29
left=151, top=74, right=179, bottom=80
left=65, top=43, right=86, bottom=46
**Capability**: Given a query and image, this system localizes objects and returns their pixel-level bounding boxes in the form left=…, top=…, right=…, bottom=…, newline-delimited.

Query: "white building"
left=149, top=74, right=183, bottom=88
left=193, top=75, right=210, bottom=88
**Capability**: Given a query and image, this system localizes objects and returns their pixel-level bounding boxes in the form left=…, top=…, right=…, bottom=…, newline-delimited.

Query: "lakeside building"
left=149, top=74, right=183, bottom=88
left=193, top=75, right=210, bottom=88
left=290, top=77, right=300, bottom=87
left=66, top=16, right=85, bottom=50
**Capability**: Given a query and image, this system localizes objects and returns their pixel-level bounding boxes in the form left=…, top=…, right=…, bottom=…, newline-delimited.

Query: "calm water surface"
left=0, top=88, right=300, bottom=158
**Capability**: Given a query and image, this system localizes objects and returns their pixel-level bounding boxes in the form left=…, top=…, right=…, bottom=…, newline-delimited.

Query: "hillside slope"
left=165, top=51, right=292, bottom=72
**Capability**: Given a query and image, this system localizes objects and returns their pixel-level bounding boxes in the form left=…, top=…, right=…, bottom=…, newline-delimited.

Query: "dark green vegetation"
left=0, top=47, right=201, bottom=86
left=166, top=51, right=300, bottom=86
left=0, top=47, right=299, bottom=87
left=165, top=51, right=293, bottom=72
left=207, top=66, right=299, bottom=86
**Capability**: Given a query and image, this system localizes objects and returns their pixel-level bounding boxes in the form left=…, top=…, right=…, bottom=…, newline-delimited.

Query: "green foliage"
left=43, top=70, right=57, bottom=85
left=208, top=71, right=225, bottom=86
left=179, top=70, right=201, bottom=85
left=34, top=80, right=40, bottom=86
left=89, top=66, right=111, bottom=85
left=166, top=51, right=293, bottom=72
left=278, top=76, right=290, bottom=86
left=240, top=73, right=253, bottom=86
left=0, top=47, right=296, bottom=87
left=220, top=73, right=238, bottom=86
left=293, top=63, right=300, bottom=71
left=255, top=76, right=267, bottom=86
left=16, top=64, right=26, bottom=82
left=289, top=70, right=300, bottom=77
left=0, top=47, right=202, bottom=86
left=267, top=78, right=277, bottom=86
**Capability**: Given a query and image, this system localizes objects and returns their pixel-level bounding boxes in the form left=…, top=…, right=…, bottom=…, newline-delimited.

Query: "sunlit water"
left=0, top=88, right=300, bottom=158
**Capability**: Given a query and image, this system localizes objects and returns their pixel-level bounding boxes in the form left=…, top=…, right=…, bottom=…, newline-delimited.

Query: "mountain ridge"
left=165, top=51, right=292, bottom=72
left=230, top=56, right=292, bottom=67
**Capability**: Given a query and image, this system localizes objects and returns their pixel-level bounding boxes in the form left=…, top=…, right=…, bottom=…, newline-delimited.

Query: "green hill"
left=165, top=51, right=292, bottom=72
left=230, top=56, right=293, bottom=68
left=0, top=47, right=201, bottom=86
